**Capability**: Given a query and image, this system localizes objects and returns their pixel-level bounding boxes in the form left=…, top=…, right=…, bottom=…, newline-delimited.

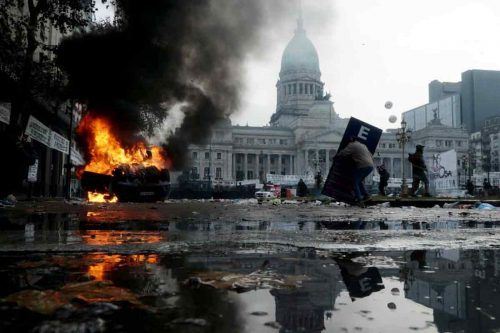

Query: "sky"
left=96, top=0, right=500, bottom=131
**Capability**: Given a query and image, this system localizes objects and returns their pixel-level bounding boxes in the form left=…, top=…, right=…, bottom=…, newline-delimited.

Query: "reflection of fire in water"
left=81, top=230, right=164, bottom=246
left=76, top=113, right=170, bottom=203
left=87, top=191, right=118, bottom=203
left=86, top=254, right=159, bottom=281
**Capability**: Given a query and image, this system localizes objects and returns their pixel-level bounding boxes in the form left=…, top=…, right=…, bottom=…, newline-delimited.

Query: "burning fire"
left=76, top=113, right=169, bottom=177
left=76, top=112, right=171, bottom=203
left=87, top=191, right=118, bottom=203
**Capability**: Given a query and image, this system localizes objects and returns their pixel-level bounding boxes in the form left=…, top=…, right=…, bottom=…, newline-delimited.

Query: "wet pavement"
left=0, top=200, right=499, bottom=332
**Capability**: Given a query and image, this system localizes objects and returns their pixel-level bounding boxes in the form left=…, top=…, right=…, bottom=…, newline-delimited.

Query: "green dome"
left=280, top=23, right=320, bottom=76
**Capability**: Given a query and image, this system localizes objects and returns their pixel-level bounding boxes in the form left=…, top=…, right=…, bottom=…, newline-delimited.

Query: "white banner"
left=266, top=174, right=315, bottom=186
left=50, top=131, right=70, bottom=154
left=70, top=147, right=85, bottom=166
left=27, top=159, right=39, bottom=182
left=429, top=149, right=459, bottom=193
left=0, top=102, right=11, bottom=125
left=25, top=115, right=51, bottom=146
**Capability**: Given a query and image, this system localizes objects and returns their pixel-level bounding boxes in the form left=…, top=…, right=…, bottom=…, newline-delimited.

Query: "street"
left=0, top=200, right=499, bottom=332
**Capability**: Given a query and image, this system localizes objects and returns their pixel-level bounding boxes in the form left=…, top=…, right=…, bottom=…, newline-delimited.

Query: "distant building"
left=402, top=95, right=461, bottom=131
left=179, top=17, right=478, bottom=192
left=180, top=17, right=351, bottom=185
left=408, top=70, right=500, bottom=133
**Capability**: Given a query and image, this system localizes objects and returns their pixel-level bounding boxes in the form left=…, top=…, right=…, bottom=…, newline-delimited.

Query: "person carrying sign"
left=337, top=137, right=374, bottom=207
left=408, top=145, right=431, bottom=197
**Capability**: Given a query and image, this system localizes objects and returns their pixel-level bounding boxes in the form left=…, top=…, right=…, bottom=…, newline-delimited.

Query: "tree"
left=0, top=0, right=102, bottom=131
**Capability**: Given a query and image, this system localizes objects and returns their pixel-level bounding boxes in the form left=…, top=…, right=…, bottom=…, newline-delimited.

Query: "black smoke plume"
left=57, top=0, right=274, bottom=169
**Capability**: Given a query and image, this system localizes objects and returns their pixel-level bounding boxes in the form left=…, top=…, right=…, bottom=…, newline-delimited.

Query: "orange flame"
left=87, top=191, right=118, bottom=203
left=77, top=113, right=170, bottom=177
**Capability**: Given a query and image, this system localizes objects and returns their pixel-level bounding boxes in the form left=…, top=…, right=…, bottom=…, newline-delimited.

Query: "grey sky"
left=234, top=0, right=500, bottom=130
left=96, top=1, right=500, bottom=131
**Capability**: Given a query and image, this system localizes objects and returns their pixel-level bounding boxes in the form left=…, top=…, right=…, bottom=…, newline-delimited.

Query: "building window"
left=299, top=83, right=303, bottom=94
left=456, top=140, right=462, bottom=147
left=192, top=152, right=198, bottom=160
left=217, top=152, right=222, bottom=160
left=204, top=167, right=210, bottom=179
left=216, top=167, right=222, bottom=179
left=436, top=140, right=442, bottom=147
left=191, top=167, right=198, bottom=179
left=381, top=143, right=386, bottom=148
left=293, top=84, right=297, bottom=94
left=257, top=138, right=266, bottom=144
left=247, top=138, right=255, bottom=144
left=280, top=139, right=288, bottom=145
left=247, top=170, right=253, bottom=179
left=205, top=152, right=210, bottom=160
left=310, top=84, right=314, bottom=94
left=269, top=138, right=277, bottom=144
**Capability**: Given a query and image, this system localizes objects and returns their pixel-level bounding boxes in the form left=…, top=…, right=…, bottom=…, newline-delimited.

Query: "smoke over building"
left=57, top=0, right=280, bottom=169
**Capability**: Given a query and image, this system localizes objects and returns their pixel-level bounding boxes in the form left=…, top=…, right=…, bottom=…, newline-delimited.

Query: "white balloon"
left=389, top=115, right=397, bottom=123
left=385, top=101, right=393, bottom=109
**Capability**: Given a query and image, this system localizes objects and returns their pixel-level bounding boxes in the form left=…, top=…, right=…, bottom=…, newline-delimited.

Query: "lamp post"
left=461, top=155, right=468, bottom=186
left=396, top=120, right=412, bottom=196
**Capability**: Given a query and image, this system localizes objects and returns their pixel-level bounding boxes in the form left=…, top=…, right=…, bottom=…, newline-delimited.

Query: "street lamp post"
left=396, top=120, right=412, bottom=197
left=461, top=155, right=468, bottom=186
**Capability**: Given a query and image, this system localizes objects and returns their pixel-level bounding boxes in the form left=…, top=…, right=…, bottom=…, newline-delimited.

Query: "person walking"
left=376, top=163, right=390, bottom=196
left=483, top=178, right=492, bottom=197
left=408, top=145, right=431, bottom=197
left=337, top=137, right=374, bottom=207
left=466, top=179, right=474, bottom=196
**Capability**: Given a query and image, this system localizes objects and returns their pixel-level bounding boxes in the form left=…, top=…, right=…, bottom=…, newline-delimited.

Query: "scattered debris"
left=5, top=281, right=142, bottom=315
left=387, top=302, right=397, bottom=310
left=264, top=321, right=282, bottom=329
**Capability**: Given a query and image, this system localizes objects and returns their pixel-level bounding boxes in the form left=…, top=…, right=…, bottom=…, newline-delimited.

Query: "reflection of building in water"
left=187, top=252, right=344, bottom=333
left=404, top=249, right=500, bottom=333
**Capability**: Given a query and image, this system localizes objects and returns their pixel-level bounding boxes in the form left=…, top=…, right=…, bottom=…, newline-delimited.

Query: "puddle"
left=0, top=249, right=499, bottom=332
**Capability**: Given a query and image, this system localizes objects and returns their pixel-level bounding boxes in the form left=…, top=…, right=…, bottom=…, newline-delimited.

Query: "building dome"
left=280, top=20, right=320, bottom=77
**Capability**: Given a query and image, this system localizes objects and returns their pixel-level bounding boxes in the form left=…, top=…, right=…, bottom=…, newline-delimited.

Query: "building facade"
left=179, top=19, right=475, bottom=191
left=408, top=69, right=500, bottom=133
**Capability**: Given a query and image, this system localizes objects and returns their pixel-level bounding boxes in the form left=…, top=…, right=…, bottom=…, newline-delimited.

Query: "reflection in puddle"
left=0, top=249, right=500, bottom=332
left=80, top=230, right=165, bottom=245
left=86, top=254, right=159, bottom=281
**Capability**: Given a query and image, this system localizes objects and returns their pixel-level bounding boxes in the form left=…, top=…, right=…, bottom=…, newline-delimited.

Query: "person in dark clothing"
left=466, top=179, right=474, bottom=196
left=314, top=172, right=323, bottom=190
left=376, top=163, right=390, bottom=196
left=408, top=145, right=430, bottom=197
left=297, top=178, right=308, bottom=197
left=337, top=137, right=374, bottom=206
left=483, top=178, right=492, bottom=196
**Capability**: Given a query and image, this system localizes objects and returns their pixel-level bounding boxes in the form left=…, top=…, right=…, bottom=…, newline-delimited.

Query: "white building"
left=177, top=18, right=472, bottom=189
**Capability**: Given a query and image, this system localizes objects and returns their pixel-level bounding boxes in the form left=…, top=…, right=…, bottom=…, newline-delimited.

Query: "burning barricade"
left=77, top=113, right=171, bottom=203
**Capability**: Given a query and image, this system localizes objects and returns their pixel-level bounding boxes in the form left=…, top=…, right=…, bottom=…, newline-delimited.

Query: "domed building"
left=179, top=17, right=359, bottom=186
left=178, top=15, right=472, bottom=195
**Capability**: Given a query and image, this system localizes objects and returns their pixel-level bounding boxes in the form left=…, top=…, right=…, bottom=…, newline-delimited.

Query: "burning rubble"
left=77, top=113, right=171, bottom=203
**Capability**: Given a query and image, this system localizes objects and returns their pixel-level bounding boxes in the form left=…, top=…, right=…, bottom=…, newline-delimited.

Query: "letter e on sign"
left=357, top=126, right=370, bottom=140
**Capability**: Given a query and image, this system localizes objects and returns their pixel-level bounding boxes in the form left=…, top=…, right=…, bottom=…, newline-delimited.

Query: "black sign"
left=322, top=117, right=383, bottom=203
left=337, top=117, right=383, bottom=154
